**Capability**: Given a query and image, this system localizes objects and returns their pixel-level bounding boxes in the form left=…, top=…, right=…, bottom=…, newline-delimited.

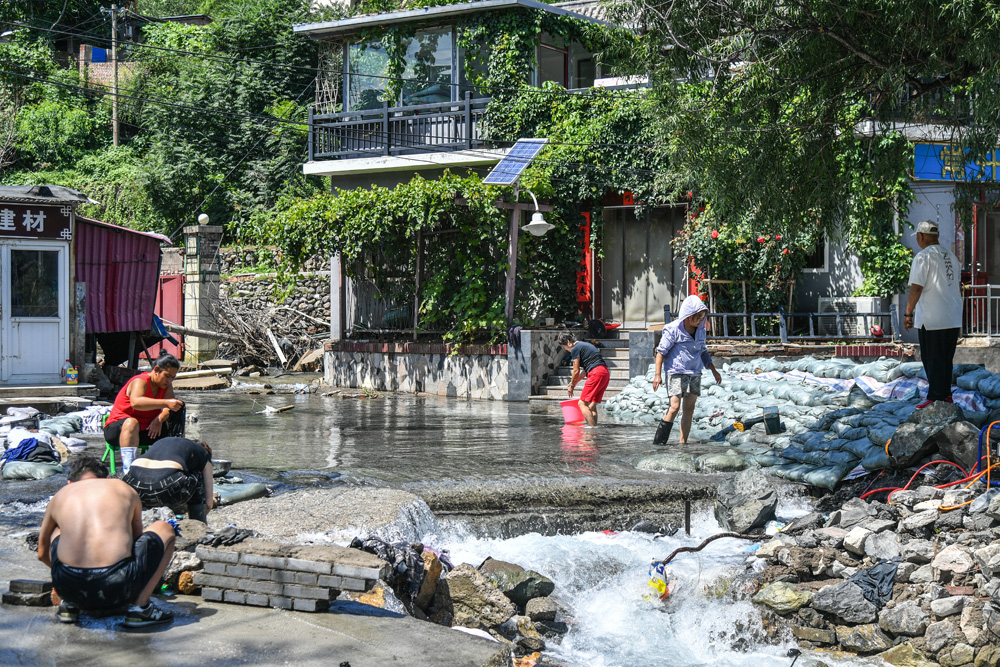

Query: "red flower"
left=686, top=191, right=694, bottom=199
left=757, top=236, right=765, bottom=243
left=711, top=230, right=719, bottom=239
left=775, top=234, right=782, bottom=240
left=782, top=248, right=789, bottom=255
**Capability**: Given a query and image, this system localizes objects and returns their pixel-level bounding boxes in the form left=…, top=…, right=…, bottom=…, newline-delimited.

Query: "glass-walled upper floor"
left=344, top=26, right=599, bottom=111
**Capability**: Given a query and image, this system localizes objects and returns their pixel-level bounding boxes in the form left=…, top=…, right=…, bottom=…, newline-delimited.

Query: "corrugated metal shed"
left=75, top=217, right=171, bottom=333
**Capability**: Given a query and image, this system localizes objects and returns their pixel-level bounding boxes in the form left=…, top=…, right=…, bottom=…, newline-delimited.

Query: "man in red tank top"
left=104, top=354, right=185, bottom=474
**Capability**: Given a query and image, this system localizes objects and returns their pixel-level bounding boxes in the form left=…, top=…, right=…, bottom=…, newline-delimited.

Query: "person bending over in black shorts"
left=123, top=437, right=214, bottom=523
left=37, top=456, right=176, bottom=627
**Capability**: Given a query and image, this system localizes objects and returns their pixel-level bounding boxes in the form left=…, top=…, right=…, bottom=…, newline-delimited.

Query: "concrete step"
left=0, top=383, right=98, bottom=399
left=540, top=384, right=625, bottom=398
left=544, top=376, right=629, bottom=390
left=548, top=368, right=631, bottom=381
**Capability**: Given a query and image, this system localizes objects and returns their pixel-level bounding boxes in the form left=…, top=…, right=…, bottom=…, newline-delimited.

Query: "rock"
left=933, top=545, right=975, bottom=574
left=986, top=600, right=1000, bottom=639
left=902, top=510, right=940, bottom=532
left=914, top=500, right=943, bottom=512
left=879, top=601, right=930, bottom=637
left=164, top=551, right=202, bottom=587
left=896, top=562, right=918, bottom=582
left=501, top=615, right=543, bottom=641
left=891, top=490, right=921, bottom=507
left=791, top=625, right=836, bottom=644
left=944, top=643, right=975, bottom=666
left=415, top=550, right=443, bottom=610
left=827, top=498, right=871, bottom=529
left=931, top=421, right=981, bottom=472
left=974, top=543, right=1000, bottom=577
left=434, top=563, right=517, bottom=630
left=913, top=485, right=944, bottom=502
left=341, top=580, right=407, bottom=614
left=756, top=535, right=797, bottom=559
left=864, top=518, right=897, bottom=534
left=714, top=467, right=777, bottom=534
left=1, top=591, right=52, bottom=607
left=481, top=567, right=555, bottom=607
left=876, top=642, right=937, bottom=667
left=177, top=570, right=198, bottom=595
left=903, top=540, right=935, bottom=564
left=478, top=557, right=524, bottom=575
left=889, top=423, right=946, bottom=467
left=844, top=526, right=873, bottom=556
left=941, top=488, right=975, bottom=508
left=925, top=619, right=961, bottom=653
left=815, top=526, right=849, bottom=548
left=533, top=620, right=569, bottom=638
left=910, top=565, right=936, bottom=583
left=835, top=623, right=893, bottom=653
left=525, top=597, right=558, bottom=622
left=865, top=532, right=902, bottom=560
left=969, top=489, right=1000, bottom=514
left=810, top=581, right=878, bottom=624
left=907, top=401, right=965, bottom=426
left=987, top=494, right=1000, bottom=520
left=931, top=596, right=967, bottom=618
left=752, top=581, right=813, bottom=615
left=783, top=512, right=824, bottom=534
left=935, top=510, right=964, bottom=531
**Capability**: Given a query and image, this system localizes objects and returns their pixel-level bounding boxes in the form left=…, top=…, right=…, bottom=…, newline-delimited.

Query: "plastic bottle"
left=61, top=360, right=73, bottom=382
left=66, top=366, right=79, bottom=385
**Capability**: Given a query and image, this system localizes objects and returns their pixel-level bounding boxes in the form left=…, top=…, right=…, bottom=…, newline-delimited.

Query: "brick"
left=225, top=565, right=250, bottom=578
left=339, top=578, right=367, bottom=592
left=201, top=587, right=224, bottom=602
left=317, top=575, right=343, bottom=589
left=294, top=572, right=319, bottom=586
left=240, top=553, right=287, bottom=569
left=332, top=563, right=384, bottom=580
left=203, top=562, right=228, bottom=575
left=245, top=594, right=269, bottom=607
left=283, top=585, right=331, bottom=600
left=285, top=558, right=331, bottom=575
left=268, top=596, right=293, bottom=610
left=292, top=598, right=329, bottom=613
left=9, top=580, right=52, bottom=594
left=3, top=591, right=53, bottom=607
left=247, top=567, right=274, bottom=580
left=196, top=546, right=239, bottom=564
left=223, top=591, right=247, bottom=604
left=192, top=573, right=239, bottom=590
left=238, top=579, right=284, bottom=596
left=272, top=570, right=298, bottom=584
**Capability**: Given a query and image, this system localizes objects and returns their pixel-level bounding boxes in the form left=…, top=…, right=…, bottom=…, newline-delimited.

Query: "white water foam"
left=429, top=507, right=863, bottom=667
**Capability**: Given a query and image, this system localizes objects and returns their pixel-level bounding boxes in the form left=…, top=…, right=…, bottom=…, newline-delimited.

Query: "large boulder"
left=879, top=601, right=929, bottom=637
left=433, top=563, right=517, bottom=630
left=752, top=581, right=812, bottom=615
left=876, top=642, right=937, bottom=667
left=906, top=401, right=965, bottom=426
left=164, top=551, right=202, bottom=587
left=714, top=467, right=777, bottom=534
left=930, top=421, right=981, bottom=471
left=479, top=566, right=555, bottom=608
left=888, top=423, right=944, bottom=467
left=835, top=624, right=893, bottom=653
left=810, top=581, right=878, bottom=624
left=931, top=545, right=974, bottom=574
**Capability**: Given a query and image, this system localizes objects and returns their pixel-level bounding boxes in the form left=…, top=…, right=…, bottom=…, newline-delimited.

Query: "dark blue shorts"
left=51, top=531, right=165, bottom=610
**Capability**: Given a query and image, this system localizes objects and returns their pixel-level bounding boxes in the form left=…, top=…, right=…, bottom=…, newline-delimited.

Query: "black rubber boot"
left=187, top=503, right=207, bottom=523
left=653, top=419, right=674, bottom=446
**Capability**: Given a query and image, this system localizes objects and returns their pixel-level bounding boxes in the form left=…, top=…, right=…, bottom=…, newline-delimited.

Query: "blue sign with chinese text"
left=914, top=143, right=1000, bottom=182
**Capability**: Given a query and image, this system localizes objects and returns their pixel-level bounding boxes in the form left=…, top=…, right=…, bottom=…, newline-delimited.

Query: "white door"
left=0, top=242, right=69, bottom=384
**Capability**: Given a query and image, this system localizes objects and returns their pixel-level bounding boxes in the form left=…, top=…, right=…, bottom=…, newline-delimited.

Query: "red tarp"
left=74, top=217, right=170, bottom=333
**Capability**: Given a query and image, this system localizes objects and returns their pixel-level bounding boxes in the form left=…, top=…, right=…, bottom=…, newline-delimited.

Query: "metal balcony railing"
left=962, top=284, right=1000, bottom=337
left=664, top=305, right=902, bottom=342
left=309, top=92, right=491, bottom=161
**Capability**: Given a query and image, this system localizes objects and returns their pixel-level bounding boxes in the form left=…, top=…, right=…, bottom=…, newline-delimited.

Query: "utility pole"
left=110, top=4, right=119, bottom=146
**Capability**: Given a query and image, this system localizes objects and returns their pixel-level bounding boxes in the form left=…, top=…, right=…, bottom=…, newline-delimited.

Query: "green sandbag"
left=2, top=461, right=64, bottom=480
left=216, top=482, right=267, bottom=505
left=635, top=453, right=697, bottom=473
left=696, top=451, right=747, bottom=472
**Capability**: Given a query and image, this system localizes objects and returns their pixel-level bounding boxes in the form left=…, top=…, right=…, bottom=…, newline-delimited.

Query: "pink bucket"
left=560, top=399, right=585, bottom=425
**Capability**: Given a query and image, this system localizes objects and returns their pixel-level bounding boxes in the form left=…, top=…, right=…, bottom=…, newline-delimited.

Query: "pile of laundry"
left=606, top=356, right=997, bottom=490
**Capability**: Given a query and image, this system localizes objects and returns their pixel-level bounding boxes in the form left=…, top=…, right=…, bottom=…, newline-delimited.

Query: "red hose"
left=859, top=459, right=969, bottom=501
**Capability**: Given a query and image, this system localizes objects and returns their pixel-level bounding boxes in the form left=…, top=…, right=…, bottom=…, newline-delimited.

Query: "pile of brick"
left=194, top=538, right=389, bottom=612
left=2, top=580, right=53, bottom=607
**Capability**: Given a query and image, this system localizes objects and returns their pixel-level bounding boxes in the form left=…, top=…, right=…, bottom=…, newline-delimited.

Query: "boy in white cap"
left=651, top=294, right=722, bottom=445
left=904, top=220, right=962, bottom=408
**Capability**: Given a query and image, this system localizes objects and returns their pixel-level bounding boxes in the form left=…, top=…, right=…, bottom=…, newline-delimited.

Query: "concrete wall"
left=794, top=240, right=864, bottom=312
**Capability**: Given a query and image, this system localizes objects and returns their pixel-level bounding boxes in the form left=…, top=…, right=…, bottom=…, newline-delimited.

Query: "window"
left=401, top=28, right=453, bottom=106
left=458, top=44, right=490, bottom=98
left=802, top=237, right=828, bottom=273
left=575, top=58, right=596, bottom=89
left=11, top=249, right=59, bottom=318
left=538, top=44, right=567, bottom=87
left=347, top=40, right=390, bottom=111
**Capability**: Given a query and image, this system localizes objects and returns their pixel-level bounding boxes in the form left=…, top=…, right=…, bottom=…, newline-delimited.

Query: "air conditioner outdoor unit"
left=817, top=297, right=881, bottom=336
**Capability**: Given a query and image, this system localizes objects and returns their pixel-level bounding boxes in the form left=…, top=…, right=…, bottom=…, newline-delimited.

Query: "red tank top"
left=107, top=372, right=166, bottom=430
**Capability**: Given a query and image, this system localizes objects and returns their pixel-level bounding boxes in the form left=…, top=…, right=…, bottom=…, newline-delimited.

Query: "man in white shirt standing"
left=904, top=220, right=963, bottom=408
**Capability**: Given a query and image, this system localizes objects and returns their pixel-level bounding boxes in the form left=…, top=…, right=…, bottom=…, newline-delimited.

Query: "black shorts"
left=123, top=466, right=205, bottom=510
left=51, top=532, right=165, bottom=611
left=104, top=408, right=186, bottom=449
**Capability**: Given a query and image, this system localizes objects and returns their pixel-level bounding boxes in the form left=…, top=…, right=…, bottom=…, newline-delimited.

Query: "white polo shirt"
left=908, top=244, right=962, bottom=330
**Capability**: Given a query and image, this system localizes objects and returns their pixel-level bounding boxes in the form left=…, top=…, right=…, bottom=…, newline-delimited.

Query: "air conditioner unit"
left=817, top=297, right=881, bottom=336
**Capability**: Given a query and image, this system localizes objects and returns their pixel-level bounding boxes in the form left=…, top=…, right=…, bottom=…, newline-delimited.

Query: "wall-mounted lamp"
left=521, top=190, right=554, bottom=236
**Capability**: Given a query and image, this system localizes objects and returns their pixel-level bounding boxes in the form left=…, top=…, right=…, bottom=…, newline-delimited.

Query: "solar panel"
left=482, top=138, right=549, bottom=185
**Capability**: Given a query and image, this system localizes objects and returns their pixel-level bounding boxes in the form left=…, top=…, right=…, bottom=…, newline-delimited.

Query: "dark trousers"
left=918, top=326, right=960, bottom=401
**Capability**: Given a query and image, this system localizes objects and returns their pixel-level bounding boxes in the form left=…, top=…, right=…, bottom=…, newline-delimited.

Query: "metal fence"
left=309, top=92, right=490, bottom=161
left=962, top=284, right=1000, bottom=337
left=665, top=305, right=901, bottom=342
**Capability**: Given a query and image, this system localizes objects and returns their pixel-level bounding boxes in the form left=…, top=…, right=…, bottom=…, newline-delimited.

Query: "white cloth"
left=909, top=244, right=962, bottom=330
